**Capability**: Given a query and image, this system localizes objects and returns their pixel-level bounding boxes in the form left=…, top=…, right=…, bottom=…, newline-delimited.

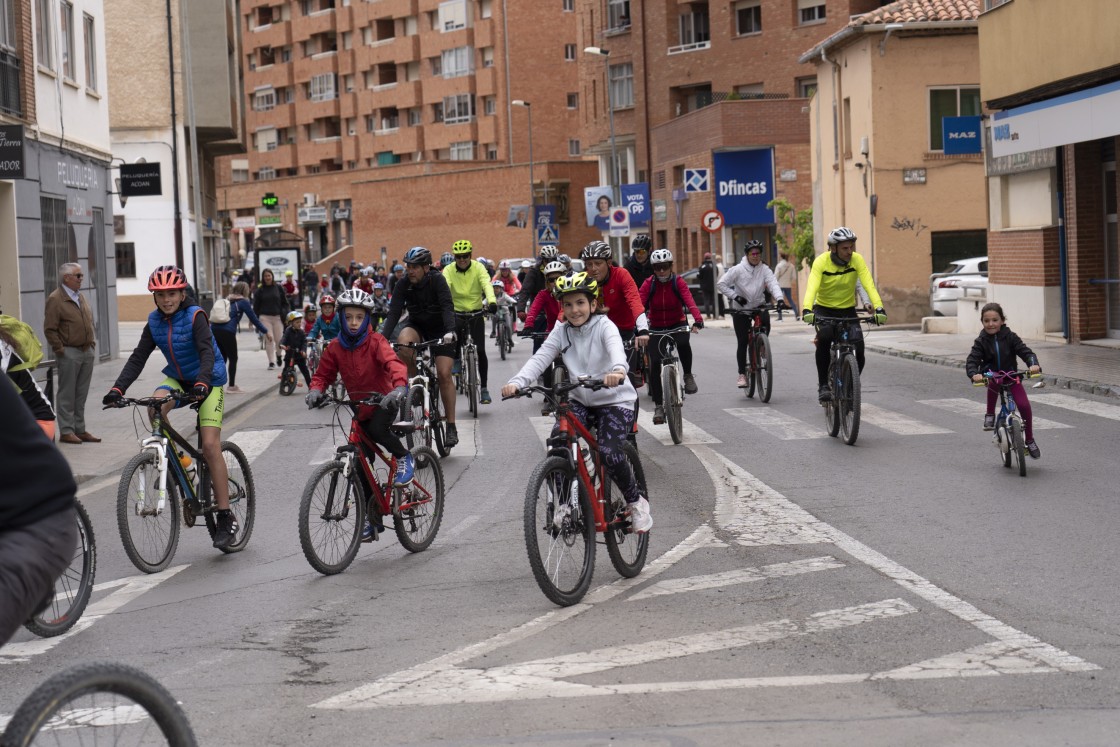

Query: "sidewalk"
left=59, top=322, right=291, bottom=484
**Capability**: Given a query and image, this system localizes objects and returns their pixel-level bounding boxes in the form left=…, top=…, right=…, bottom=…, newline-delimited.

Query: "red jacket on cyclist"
left=311, top=328, right=406, bottom=422
left=639, top=274, right=703, bottom=329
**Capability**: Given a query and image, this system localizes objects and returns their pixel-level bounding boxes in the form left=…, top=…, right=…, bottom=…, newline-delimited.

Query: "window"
left=441, top=46, right=472, bottom=78
left=480, top=46, right=494, bottom=67
left=429, top=56, right=441, bottom=76
left=562, top=0, right=573, bottom=11
left=432, top=102, right=443, bottom=122
left=564, top=44, right=576, bottom=61
left=566, top=92, right=578, bottom=109
left=734, top=1, right=761, bottom=35
left=406, top=107, right=421, bottom=126
left=842, top=97, right=852, bottom=157
left=797, top=76, right=817, bottom=98
left=255, top=127, right=278, bottom=152
left=480, top=0, right=492, bottom=19
left=737, top=82, right=763, bottom=99
left=983, top=0, right=1011, bottom=9
left=679, top=8, right=710, bottom=45
left=280, top=46, right=292, bottom=62
left=607, top=0, right=630, bottom=29
left=256, top=167, right=277, bottom=181
left=35, top=0, right=53, bottom=70
left=608, top=62, right=634, bottom=109
left=83, top=13, right=97, bottom=91
left=798, top=0, right=825, bottom=25
left=928, top=86, right=981, bottom=151
left=253, top=88, right=276, bottom=111
left=483, top=96, right=495, bottom=115
left=568, top=139, right=581, bottom=156
left=40, top=197, right=69, bottom=297
left=59, top=1, right=75, bottom=79
left=438, top=0, right=467, bottom=31
left=442, top=93, right=474, bottom=124
left=309, top=72, right=337, bottom=101
left=449, top=141, right=475, bottom=160
left=231, top=159, right=249, bottom=183
left=114, top=242, right=136, bottom=279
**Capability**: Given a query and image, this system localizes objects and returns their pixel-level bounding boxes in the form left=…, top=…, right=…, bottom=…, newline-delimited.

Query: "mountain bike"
left=107, top=393, right=255, bottom=573
left=728, top=304, right=783, bottom=402
left=1, top=661, right=196, bottom=746
left=975, top=370, right=1041, bottom=477
left=649, top=325, right=690, bottom=445
left=298, top=392, right=445, bottom=575
left=505, top=377, right=649, bottom=607
left=495, top=305, right=514, bottom=360
left=454, top=310, right=487, bottom=417
left=22, top=500, right=95, bottom=638
left=393, top=340, right=450, bottom=457
left=813, top=313, right=876, bottom=445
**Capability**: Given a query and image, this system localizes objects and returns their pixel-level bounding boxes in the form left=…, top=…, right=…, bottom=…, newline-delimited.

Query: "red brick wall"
left=1064, top=140, right=1108, bottom=342
left=988, top=226, right=1060, bottom=287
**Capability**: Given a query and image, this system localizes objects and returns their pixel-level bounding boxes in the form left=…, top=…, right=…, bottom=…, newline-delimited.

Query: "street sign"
left=684, top=168, right=710, bottom=193
left=701, top=209, right=724, bottom=233
left=119, top=162, right=162, bottom=196
left=609, top=207, right=630, bottom=237
left=536, top=223, right=558, bottom=244
left=0, top=125, right=26, bottom=179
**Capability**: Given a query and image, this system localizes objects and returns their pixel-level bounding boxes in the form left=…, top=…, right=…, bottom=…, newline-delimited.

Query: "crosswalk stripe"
left=634, top=407, right=720, bottom=446
left=919, top=398, right=1072, bottom=429
left=1032, top=392, right=1120, bottom=421
left=529, top=416, right=554, bottom=450
left=724, top=407, right=826, bottom=440
left=229, top=429, right=283, bottom=462
left=859, top=404, right=952, bottom=435
left=446, top=419, right=481, bottom=457
left=629, top=556, right=846, bottom=601
left=309, top=441, right=338, bottom=465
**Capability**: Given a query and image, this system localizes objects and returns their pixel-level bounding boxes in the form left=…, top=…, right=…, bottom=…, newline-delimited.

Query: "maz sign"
left=943, top=116, right=982, bottom=155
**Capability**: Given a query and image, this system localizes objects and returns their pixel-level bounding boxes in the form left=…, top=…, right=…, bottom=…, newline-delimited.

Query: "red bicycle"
left=297, top=391, right=445, bottom=575
left=728, top=303, right=784, bottom=402
left=505, top=377, right=649, bottom=606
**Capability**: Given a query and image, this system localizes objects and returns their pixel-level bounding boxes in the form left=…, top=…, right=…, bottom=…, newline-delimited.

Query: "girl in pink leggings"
left=965, top=302, right=1042, bottom=458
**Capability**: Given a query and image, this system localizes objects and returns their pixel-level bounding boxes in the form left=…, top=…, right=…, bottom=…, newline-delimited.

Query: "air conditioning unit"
left=304, top=193, right=318, bottom=206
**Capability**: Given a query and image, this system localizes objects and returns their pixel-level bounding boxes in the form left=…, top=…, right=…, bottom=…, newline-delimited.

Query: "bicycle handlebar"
left=103, top=391, right=196, bottom=410
left=454, top=310, right=489, bottom=320
left=810, top=312, right=877, bottom=326
left=322, top=391, right=386, bottom=407
left=727, top=304, right=787, bottom=314
left=649, top=325, right=692, bottom=336
left=393, top=339, right=444, bottom=351
left=502, top=376, right=606, bottom=401
left=973, top=370, right=1042, bottom=387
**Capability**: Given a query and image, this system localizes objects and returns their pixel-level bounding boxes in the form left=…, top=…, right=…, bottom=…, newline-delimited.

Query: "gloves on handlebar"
left=735, top=296, right=748, bottom=307
left=441, top=331, right=457, bottom=345
left=190, top=382, right=210, bottom=401
left=487, top=303, right=498, bottom=315
left=102, top=388, right=123, bottom=406
left=305, top=389, right=324, bottom=409
left=802, top=311, right=815, bottom=325
left=874, top=307, right=887, bottom=326
left=692, top=320, right=704, bottom=330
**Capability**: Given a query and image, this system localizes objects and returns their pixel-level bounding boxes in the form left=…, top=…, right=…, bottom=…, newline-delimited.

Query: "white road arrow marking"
left=629, top=556, right=846, bottom=601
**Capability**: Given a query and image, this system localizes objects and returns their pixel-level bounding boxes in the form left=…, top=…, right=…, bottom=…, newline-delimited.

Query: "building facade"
left=107, top=0, right=244, bottom=321
left=0, top=0, right=115, bottom=357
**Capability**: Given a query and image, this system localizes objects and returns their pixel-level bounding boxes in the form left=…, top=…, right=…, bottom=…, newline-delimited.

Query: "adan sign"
left=713, top=149, right=774, bottom=226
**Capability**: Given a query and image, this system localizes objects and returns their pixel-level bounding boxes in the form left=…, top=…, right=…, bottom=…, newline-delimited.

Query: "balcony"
left=252, top=143, right=297, bottom=172
left=292, top=8, right=337, bottom=43
left=248, top=102, right=296, bottom=130
left=373, top=125, right=422, bottom=155
left=293, top=52, right=339, bottom=83
left=299, top=136, right=343, bottom=164
left=296, top=95, right=341, bottom=125
left=250, top=22, right=292, bottom=51
left=422, top=74, right=476, bottom=105
left=667, top=40, right=711, bottom=55
left=370, top=34, right=420, bottom=66
left=247, top=63, right=295, bottom=91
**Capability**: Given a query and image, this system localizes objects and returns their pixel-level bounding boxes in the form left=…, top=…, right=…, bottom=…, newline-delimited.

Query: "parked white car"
left=930, top=256, right=988, bottom=316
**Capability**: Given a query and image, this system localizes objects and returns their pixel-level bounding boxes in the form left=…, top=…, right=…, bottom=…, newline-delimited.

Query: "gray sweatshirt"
left=717, top=258, right=784, bottom=310
left=507, top=315, right=636, bottom=409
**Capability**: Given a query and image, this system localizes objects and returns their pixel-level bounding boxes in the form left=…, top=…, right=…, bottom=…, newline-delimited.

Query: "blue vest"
left=147, top=305, right=228, bottom=386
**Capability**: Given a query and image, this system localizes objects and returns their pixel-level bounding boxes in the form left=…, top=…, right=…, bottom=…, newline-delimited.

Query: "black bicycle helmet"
left=580, top=240, right=612, bottom=261
left=403, top=246, right=432, bottom=266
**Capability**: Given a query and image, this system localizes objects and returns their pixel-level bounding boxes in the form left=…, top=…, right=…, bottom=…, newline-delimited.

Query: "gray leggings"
left=0, top=507, right=78, bottom=645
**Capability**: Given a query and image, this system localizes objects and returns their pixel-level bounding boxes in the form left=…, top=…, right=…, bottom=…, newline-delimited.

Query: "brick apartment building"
left=218, top=0, right=893, bottom=274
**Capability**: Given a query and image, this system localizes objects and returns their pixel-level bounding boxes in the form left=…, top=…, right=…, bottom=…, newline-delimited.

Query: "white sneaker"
left=736, top=374, right=748, bottom=388
left=627, top=496, right=652, bottom=534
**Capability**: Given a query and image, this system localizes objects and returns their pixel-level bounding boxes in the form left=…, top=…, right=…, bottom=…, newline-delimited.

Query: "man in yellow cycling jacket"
left=443, top=239, right=498, bottom=404
left=801, top=227, right=887, bottom=403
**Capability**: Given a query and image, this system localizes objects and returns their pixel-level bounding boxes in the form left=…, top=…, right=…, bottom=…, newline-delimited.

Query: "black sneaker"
left=212, top=510, right=239, bottom=550
left=983, top=414, right=995, bottom=431
left=652, top=405, right=666, bottom=425
left=444, top=423, right=459, bottom=448
left=1026, top=440, right=1040, bottom=459
left=818, top=385, right=832, bottom=403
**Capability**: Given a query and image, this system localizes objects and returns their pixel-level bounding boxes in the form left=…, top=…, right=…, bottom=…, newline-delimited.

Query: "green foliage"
left=768, top=197, right=814, bottom=270
left=725, top=91, right=742, bottom=101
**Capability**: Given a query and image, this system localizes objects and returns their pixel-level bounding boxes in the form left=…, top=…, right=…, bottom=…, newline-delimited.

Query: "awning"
left=991, top=79, right=1120, bottom=158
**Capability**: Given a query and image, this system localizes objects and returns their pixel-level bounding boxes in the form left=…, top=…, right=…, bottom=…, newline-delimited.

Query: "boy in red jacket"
left=305, top=289, right=409, bottom=541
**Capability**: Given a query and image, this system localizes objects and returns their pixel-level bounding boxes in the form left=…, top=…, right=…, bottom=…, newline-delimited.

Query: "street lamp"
left=512, top=99, right=535, bottom=257
left=584, top=46, right=620, bottom=255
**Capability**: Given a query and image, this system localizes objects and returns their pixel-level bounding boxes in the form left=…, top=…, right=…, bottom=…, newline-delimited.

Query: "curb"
left=865, top=345, right=1120, bottom=400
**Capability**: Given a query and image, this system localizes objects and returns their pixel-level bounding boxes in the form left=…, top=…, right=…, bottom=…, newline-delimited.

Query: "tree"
left=768, top=198, right=814, bottom=270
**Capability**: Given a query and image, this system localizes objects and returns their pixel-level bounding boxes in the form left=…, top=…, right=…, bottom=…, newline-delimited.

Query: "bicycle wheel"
left=467, top=347, right=479, bottom=417
left=498, top=325, right=508, bottom=361
left=524, top=456, right=595, bottom=607
left=1010, top=417, right=1027, bottom=477
left=663, top=365, right=683, bottom=445
left=24, top=501, right=96, bottom=638
left=998, top=422, right=1012, bottom=468
left=117, top=451, right=181, bottom=574
left=298, top=460, right=364, bottom=575
left=755, top=333, right=774, bottom=403
left=404, top=387, right=431, bottom=451
left=393, top=446, right=445, bottom=552
left=837, top=354, right=861, bottom=445
left=201, top=442, right=256, bottom=554
left=430, top=385, right=451, bottom=458
left=604, top=441, right=649, bottom=578
left=279, top=368, right=296, bottom=396
left=746, top=336, right=757, bottom=399
left=823, top=360, right=841, bottom=438
left=1, top=661, right=197, bottom=746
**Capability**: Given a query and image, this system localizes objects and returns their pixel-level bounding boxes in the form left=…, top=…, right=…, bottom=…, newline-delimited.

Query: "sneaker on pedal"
left=983, top=414, right=995, bottom=431
left=736, top=374, right=748, bottom=388
left=480, top=387, right=492, bottom=404
left=1026, top=440, right=1040, bottom=459
left=684, top=374, right=698, bottom=394
left=652, top=405, right=666, bottom=425
left=394, top=453, right=415, bottom=485
left=818, top=384, right=832, bottom=403
left=361, top=520, right=376, bottom=543
left=627, top=496, right=653, bottom=534
left=444, top=423, right=459, bottom=448
left=212, top=510, right=239, bottom=550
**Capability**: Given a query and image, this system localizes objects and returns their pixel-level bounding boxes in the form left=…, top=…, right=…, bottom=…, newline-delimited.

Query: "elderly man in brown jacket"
left=44, top=262, right=99, bottom=444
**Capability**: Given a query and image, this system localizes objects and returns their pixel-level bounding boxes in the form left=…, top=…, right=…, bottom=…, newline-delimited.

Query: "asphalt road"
left=3, top=324, right=1118, bottom=745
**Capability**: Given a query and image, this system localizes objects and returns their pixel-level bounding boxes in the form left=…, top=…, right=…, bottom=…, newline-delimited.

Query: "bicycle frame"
left=135, top=401, right=202, bottom=515
left=650, top=326, right=688, bottom=401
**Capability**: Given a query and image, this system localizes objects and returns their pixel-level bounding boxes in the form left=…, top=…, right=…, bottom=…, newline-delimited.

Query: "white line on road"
left=1032, top=392, right=1120, bottom=421
left=0, top=703, right=153, bottom=734
left=919, top=398, right=1071, bottom=429
left=229, top=429, right=283, bottom=463
left=445, top=419, right=481, bottom=457
left=529, top=416, right=554, bottom=451
left=309, top=441, right=337, bottom=465
left=634, top=408, right=720, bottom=445
left=858, top=403, right=953, bottom=435
left=629, top=556, right=846, bottom=601
left=724, top=407, right=827, bottom=440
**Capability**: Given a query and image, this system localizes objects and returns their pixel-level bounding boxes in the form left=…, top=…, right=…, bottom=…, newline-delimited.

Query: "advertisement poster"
left=620, top=183, right=650, bottom=227
left=506, top=205, right=529, bottom=228
left=584, top=185, right=614, bottom=230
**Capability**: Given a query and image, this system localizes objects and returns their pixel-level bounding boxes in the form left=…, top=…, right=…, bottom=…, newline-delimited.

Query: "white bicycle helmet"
left=336, top=288, right=373, bottom=310
left=538, top=245, right=559, bottom=261
left=827, top=226, right=857, bottom=246
left=650, top=248, right=673, bottom=264
left=542, top=260, right=567, bottom=276
left=498, top=260, right=512, bottom=270
left=520, top=260, right=533, bottom=269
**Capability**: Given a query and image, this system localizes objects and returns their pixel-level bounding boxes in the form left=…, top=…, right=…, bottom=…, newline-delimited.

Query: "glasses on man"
left=652, top=264, right=672, bottom=272
left=68, top=273, right=84, bottom=279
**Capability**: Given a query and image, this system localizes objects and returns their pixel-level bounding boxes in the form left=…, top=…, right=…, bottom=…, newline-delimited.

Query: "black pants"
left=813, top=306, right=865, bottom=386
left=732, top=311, right=770, bottom=375
left=359, top=389, right=407, bottom=459
left=212, top=327, right=239, bottom=387
left=647, top=328, right=693, bottom=406
left=456, top=314, right=488, bottom=388
left=283, top=350, right=312, bottom=386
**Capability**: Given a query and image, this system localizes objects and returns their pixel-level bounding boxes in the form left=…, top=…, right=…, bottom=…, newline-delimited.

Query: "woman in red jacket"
left=639, top=248, right=704, bottom=424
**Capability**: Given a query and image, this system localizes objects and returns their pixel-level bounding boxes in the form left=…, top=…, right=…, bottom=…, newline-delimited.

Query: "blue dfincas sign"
left=713, top=149, right=774, bottom=225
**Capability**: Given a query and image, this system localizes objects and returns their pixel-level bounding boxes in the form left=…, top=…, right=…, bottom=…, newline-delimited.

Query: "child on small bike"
left=102, top=266, right=239, bottom=550
left=491, top=279, right=517, bottom=345
left=280, top=311, right=312, bottom=389
left=966, top=302, right=1042, bottom=458
left=302, top=304, right=318, bottom=335
left=308, top=295, right=342, bottom=341
left=501, top=272, right=651, bottom=533
left=305, top=289, right=411, bottom=541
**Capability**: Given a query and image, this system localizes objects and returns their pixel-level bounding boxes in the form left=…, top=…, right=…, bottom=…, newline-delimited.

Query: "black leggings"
left=212, top=327, right=239, bottom=387
left=647, top=328, right=693, bottom=405
left=554, top=401, right=640, bottom=503
left=359, top=389, right=408, bottom=459
left=456, top=314, right=488, bottom=387
left=731, top=311, right=770, bottom=375
left=813, top=307, right=865, bottom=386
left=283, top=350, right=312, bottom=386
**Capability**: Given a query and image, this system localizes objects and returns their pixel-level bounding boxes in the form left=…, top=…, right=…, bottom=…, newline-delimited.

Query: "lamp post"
left=512, top=99, right=535, bottom=257
left=584, top=46, right=620, bottom=257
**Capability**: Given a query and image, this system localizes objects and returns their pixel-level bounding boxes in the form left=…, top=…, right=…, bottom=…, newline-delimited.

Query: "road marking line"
left=919, top=398, right=1071, bottom=429
left=724, top=407, right=826, bottom=440
left=529, top=416, right=554, bottom=451
left=634, top=408, right=720, bottom=445
left=0, top=704, right=153, bottom=733
left=446, top=419, right=481, bottom=457
left=858, top=403, right=952, bottom=435
left=309, top=442, right=337, bottom=465
left=229, top=429, right=283, bottom=463
left=445, top=515, right=480, bottom=537
left=629, top=556, right=846, bottom=601
left=1032, top=392, right=1120, bottom=421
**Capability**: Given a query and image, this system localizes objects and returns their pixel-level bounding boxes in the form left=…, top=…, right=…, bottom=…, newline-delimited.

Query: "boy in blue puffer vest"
left=102, top=265, right=240, bottom=550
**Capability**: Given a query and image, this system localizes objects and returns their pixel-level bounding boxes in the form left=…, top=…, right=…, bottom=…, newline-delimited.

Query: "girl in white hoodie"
left=502, top=272, right=651, bottom=533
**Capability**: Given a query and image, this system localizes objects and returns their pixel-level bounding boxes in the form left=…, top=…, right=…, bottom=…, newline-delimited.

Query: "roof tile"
left=854, top=0, right=981, bottom=26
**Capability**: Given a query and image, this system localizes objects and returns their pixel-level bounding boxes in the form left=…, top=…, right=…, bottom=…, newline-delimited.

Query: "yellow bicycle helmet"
left=553, top=271, right=598, bottom=299
left=451, top=239, right=473, bottom=255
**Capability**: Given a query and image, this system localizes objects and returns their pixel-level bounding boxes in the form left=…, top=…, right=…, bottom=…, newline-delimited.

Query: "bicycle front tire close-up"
left=24, top=500, right=96, bottom=638
left=1009, top=417, right=1027, bottom=477
left=838, top=353, right=861, bottom=445
left=298, top=459, right=365, bottom=575
left=663, top=365, right=683, bottom=445
left=755, top=333, right=774, bottom=403
left=116, top=451, right=182, bottom=575
left=524, top=456, right=595, bottom=607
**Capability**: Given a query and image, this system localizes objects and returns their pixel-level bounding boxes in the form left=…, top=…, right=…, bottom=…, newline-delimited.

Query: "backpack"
left=0, top=314, right=44, bottom=372
left=209, top=298, right=231, bottom=324
left=640, top=275, right=686, bottom=315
